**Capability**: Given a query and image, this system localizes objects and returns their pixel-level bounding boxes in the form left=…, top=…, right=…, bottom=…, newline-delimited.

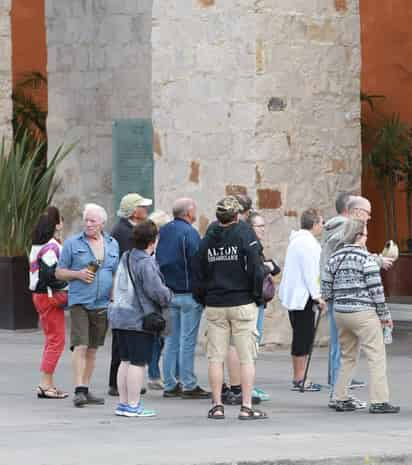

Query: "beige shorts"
left=205, top=303, right=259, bottom=364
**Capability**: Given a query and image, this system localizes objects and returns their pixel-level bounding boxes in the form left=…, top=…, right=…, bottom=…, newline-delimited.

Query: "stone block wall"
left=152, top=0, right=362, bottom=346
left=46, top=0, right=153, bottom=231
left=0, top=0, right=12, bottom=139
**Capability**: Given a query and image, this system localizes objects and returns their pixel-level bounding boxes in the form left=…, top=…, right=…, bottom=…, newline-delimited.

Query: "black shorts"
left=117, top=329, right=154, bottom=367
left=288, top=298, right=315, bottom=357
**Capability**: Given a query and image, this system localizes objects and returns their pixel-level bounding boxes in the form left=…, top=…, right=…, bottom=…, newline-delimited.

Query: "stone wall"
left=152, top=0, right=362, bottom=346
left=46, top=0, right=153, bottom=231
left=0, top=0, right=12, bottom=139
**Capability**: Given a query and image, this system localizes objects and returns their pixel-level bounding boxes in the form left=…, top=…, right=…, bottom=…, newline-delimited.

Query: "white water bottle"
left=383, top=326, right=393, bottom=345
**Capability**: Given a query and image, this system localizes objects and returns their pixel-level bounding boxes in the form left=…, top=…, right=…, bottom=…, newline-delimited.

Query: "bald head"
left=172, top=198, right=197, bottom=224
left=348, top=196, right=372, bottom=221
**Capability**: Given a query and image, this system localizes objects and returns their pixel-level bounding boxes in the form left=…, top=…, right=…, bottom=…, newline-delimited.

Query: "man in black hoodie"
left=193, top=196, right=267, bottom=420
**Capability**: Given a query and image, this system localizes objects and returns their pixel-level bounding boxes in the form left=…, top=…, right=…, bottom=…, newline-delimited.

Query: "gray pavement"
left=1, top=323, right=412, bottom=465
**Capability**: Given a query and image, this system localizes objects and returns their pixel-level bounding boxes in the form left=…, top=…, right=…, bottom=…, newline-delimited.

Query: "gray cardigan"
left=109, top=249, right=173, bottom=332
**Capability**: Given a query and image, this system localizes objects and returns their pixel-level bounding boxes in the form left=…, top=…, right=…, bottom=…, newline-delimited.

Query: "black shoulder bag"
left=126, top=252, right=166, bottom=333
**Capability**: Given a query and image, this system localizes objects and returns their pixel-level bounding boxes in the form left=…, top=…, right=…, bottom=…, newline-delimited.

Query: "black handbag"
left=126, top=252, right=166, bottom=333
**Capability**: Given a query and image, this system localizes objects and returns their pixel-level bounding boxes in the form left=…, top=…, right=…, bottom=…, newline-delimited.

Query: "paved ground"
left=1, top=322, right=412, bottom=465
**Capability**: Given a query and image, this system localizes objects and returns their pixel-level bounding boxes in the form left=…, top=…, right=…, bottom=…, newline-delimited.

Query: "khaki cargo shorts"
left=205, top=303, right=259, bottom=364
left=70, top=304, right=108, bottom=350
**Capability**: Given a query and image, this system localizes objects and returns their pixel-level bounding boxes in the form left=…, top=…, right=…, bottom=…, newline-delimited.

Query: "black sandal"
left=208, top=404, right=225, bottom=420
left=37, top=386, right=69, bottom=399
left=238, top=405, right=268, bottom=420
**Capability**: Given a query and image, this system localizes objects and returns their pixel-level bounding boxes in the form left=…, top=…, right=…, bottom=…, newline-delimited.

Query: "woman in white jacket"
left=279, top=209, right=326, bottom=391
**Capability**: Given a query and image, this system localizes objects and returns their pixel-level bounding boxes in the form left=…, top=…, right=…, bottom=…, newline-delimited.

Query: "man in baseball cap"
left=108, top=192, right=152, bottom=396
left=117, top=193, right=152, bottom=220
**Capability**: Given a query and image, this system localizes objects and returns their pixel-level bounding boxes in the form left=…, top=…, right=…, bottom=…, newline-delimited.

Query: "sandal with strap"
left=238, top=405, right=268, bottom=421
left=208, top=404, right=225, bottom=420
left=37, top=386, right=69, bottom=399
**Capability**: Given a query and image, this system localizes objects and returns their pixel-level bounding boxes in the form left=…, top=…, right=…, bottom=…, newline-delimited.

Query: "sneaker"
left=148, top=379, right=164, bottom=390
left=73, top=391, right=88, bottom=408
left=222, top=390, right=261, bottom=405
left=335, top=399, right=357, bottom=412
left=291, top=380, right=321, bottom=392
left=123, top=404, right=157, bottom=418
left=181, top=385, right=211, bottom=399
left=349, top=395, right=367, bottom=409
left=329, top=396, right=366, bottom=410
left=108, top=386, right=119, bottom=396
left=114, top=403, right=128, bottom=416
left=328, top=399, right=337, bottom=409
left=86, top=391, right=105, bottom=405
left=163, top=383, right=182, bottom=398
left=369, top=402, right=400, bottom=414
left=252, top=387, right=271, bottom=402
left=349, top=379, right=366, bottom=390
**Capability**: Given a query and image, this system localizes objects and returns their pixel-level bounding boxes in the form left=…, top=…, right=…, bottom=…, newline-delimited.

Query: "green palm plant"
left=0, top=133, right=74, bottom=256
left=367, top=113, right=412, bottom=242
left=12, top=71, right=48, bottom=165
left=399, top=139, right=412, bottom=248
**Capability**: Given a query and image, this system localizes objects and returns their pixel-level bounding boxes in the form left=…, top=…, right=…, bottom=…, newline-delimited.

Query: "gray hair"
left=335, top=192, right=352, bottom=214
left=347, top=196, right=371, bottom=213
left=83, top=203, right=108, bottom=224
left=149, top=210, right=172, bottom=228
left=172, top=198, right=195, bottom=219
left=342, top=218, right=366, bottom=244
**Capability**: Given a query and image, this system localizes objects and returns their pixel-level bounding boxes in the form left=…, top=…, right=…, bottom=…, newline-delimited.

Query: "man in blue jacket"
left=156, top=198, right=210, bottom=399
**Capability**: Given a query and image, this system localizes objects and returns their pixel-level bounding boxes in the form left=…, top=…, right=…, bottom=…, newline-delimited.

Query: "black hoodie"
left=192, top=221, right=264, bottom=307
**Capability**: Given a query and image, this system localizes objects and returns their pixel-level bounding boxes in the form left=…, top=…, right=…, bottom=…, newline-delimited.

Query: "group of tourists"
left=28, top=190, right=400, bottom=420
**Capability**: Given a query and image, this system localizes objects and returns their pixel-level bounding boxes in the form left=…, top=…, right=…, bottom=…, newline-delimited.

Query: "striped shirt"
left=321, top=244, right=390, bottom=320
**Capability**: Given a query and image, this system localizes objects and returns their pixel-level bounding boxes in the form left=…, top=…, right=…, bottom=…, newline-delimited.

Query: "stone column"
left=46, top=0, right=153, bottom=232
left=0, top=0, right=12, bottom=139
left=152, top=0, right=361, bottom=346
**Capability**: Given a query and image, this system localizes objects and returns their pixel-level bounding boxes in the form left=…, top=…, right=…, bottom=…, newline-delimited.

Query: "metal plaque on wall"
left=112, top=119, right=154, bottom=213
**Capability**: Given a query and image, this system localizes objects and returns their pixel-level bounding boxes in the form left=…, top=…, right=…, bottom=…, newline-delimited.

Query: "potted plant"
left=399, top=144, right=412, bottom=251
left=366, top=113, right=411, bottom=243
left=0, top=133, right=72, bottom=329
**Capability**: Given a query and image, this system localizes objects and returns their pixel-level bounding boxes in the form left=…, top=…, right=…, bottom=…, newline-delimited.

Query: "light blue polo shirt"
left=58, top=232, right=119, bottom=310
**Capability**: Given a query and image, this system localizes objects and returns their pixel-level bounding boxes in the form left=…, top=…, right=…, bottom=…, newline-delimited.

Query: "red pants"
left=32, top=293, right=67, bottom=374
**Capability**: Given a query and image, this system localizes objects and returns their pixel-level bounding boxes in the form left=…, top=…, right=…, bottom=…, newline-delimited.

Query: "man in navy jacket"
left=156, top=198, right=210, bottom=399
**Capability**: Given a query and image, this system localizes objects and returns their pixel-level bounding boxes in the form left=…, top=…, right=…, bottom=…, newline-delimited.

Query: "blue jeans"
left=328, top=301, right=341, bottom=395
left=163, top=294, right=203, bottom=391
left=256, top=305, right=265, bottom=345
left=148, top=336, right=163, bottom=380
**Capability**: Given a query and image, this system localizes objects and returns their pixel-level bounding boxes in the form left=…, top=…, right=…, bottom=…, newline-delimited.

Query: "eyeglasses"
left=357, top=208, right=371, bottom=218
left=253, top=224, right=265, bottom=229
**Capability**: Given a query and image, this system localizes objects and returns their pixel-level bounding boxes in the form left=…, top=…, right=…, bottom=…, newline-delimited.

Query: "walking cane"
left=300, top=303, right=323, bottom=393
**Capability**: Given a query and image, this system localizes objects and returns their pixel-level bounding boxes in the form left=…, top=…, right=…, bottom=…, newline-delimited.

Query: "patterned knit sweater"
left=321, top=244, right=390, bottom=320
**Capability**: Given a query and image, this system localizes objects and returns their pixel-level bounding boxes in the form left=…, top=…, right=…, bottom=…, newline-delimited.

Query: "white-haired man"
left=56, top=203, right=119, bottom=407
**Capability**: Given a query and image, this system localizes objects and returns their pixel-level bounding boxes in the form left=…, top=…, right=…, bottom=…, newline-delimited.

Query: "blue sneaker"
left=123, top=404, right=157, bottom=418
left=291, top=380, right=321, bottom=392
left=114, top=403, right=128, bottom=416
left=252, top=387, right=271, bottom=401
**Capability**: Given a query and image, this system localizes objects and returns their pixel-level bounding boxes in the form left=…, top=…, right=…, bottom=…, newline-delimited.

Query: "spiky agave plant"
left=0, top=133, right=74, bottom=256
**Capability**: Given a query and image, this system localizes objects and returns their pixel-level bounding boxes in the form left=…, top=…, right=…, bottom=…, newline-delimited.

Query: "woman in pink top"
left=29, top=207, right=68, bottom=399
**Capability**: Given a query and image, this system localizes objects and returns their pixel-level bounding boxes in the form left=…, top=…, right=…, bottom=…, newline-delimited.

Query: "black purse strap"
left=333, top=250, right=350, bottom=278
left=126, top=251, right=138, bottom=294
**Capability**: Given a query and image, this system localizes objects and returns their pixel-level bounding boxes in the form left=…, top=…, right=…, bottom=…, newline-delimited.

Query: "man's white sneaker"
left=349, top=396, right=367, bottom=409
